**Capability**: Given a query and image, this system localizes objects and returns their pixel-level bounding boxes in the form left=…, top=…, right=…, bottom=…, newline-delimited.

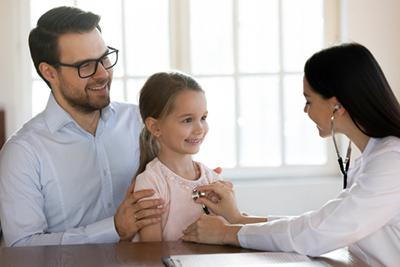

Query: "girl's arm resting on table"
left=133, top=170, right=166, bottom=242
left=139, top=222, right=162, bottom=242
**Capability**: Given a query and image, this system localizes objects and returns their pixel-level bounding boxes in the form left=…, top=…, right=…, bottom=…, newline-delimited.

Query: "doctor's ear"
left=332, top=103, right=347, bottom=116
left=144, top=117, right=161, bottom=137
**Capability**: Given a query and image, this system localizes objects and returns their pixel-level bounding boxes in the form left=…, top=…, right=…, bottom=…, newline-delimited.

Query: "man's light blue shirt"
left=0, top=94, right=141, bottom=246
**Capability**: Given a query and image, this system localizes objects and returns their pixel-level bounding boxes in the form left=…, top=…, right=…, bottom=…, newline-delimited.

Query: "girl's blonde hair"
left=135, top=72, right=203, bottom=177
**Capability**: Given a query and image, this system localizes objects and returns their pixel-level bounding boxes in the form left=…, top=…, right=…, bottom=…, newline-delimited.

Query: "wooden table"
left=0, top=241, right=367, bottom=267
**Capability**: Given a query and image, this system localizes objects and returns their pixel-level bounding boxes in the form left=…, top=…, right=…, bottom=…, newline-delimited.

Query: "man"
left=0, top=6, right=163, bottom=246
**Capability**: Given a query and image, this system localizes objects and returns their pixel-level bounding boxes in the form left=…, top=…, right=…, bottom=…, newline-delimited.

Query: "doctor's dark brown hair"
left=304, top=43, right=400, bottom=138
left=135, top=72, right=204, bottom=178
left=28, top=6, right=101, bottom=89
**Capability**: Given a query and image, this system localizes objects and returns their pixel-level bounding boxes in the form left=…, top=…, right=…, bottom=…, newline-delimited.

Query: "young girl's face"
left=157, top=90, right=208, bottom=156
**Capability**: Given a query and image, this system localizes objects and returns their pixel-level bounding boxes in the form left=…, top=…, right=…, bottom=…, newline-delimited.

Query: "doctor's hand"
left=206, top=167, right=226, bottom=203
left=114, top=182, right=164, bottom=241
left=194, top=181, right=242, bottom=224
left=182, top=214, right=241, bottom=246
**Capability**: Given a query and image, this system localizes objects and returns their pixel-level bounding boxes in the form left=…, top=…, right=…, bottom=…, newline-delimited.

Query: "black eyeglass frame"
left=52, top=46, right=119, bottom=78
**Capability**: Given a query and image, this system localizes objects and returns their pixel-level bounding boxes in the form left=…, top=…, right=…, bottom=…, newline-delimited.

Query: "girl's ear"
left=145, top=117, right=161, bottom=137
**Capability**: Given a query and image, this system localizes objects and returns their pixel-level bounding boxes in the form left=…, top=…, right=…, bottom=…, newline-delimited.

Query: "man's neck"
left=71, top=110, right=101, bottom=136
left=53, top=95, right=101, bottom=136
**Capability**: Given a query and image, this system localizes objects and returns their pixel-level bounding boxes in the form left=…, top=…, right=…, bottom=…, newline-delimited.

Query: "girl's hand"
left=194, top=181, right=242, bottom=224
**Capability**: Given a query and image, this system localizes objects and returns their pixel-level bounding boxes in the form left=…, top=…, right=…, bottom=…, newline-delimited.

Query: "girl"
left=182, top=43, right=400, bottom=266
left=133, top=71, right=221, bottom=242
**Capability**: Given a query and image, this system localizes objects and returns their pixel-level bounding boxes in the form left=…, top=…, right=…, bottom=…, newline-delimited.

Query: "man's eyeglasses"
left=52, top=46, right=119, bottom=78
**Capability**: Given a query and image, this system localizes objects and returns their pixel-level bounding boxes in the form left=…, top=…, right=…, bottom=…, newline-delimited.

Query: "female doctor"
left=182, top=43, right=400, bottom=267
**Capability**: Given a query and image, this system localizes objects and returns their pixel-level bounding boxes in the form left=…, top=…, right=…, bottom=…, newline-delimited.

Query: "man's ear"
left=38, top=62, right=58, bottom=87
left=145, top=117, right=161, bottom=137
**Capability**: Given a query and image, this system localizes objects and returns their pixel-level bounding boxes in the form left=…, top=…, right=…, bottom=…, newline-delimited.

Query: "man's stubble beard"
left=59, top=78, right=112, bottom=113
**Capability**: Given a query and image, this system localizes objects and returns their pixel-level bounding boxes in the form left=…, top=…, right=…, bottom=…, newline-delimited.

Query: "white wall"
left=234, top=176, right=341, bottom=216
left=343, top=0, right=400, bottom=97
left=0, top=0, right=31, bottom=138
left=1, top=0, right=399, bottom=217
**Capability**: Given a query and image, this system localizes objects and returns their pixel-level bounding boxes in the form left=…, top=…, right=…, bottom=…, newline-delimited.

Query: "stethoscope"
left=192, top=189, right=210, bottom=214
left=331, top=105, right=352, bottom=189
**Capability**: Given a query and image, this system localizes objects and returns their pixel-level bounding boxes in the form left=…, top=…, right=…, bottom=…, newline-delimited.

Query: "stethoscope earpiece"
left=333, top=104, right=340, bottom=113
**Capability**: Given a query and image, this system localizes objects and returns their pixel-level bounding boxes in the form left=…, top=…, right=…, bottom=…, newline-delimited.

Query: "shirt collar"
left=44, top=94, right=74, bottom=133
left=44, top=93, right=115, bottom=134
left=101, top=102, right=114, bottom=122
left=361, top=137, right=376, bottom=158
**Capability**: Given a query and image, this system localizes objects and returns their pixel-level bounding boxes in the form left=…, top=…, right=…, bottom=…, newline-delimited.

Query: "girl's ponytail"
left=135, top=127, right=159, bottom=178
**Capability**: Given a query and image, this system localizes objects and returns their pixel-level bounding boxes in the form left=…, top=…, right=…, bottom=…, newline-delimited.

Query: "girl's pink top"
left=133, top=158, right=220, bottom=241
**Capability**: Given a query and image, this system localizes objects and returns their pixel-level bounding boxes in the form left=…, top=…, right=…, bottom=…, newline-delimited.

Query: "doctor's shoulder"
left=357, top=136, right=400, bottom=188
left=366, top=136, right=400, bottom=159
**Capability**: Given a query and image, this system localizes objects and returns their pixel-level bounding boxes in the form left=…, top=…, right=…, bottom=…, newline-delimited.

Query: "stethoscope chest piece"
left=191, top=189, right=210, bottom=214
left=192, top=189, right=206, bottom=200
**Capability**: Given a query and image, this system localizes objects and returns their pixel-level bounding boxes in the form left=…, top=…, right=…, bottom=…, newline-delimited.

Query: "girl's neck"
left=157, top=152, right=200, bottom=181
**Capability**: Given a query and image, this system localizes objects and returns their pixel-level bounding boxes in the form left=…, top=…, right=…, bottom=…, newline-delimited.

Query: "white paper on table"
left=162, top=252, right=329, bottom=267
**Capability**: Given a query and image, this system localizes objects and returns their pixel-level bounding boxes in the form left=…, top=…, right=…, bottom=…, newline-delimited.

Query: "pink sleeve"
left=210, top=170, right=222, bottom=183
left=202, top=164, right=223, bottom=183
left=133, top=167, right=170, bottom=232
left=133, top=169, right=166, bottom=200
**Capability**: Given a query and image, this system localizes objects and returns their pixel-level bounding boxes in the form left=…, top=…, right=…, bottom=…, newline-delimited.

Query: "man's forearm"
left=5, top=216, right=119, bottom=247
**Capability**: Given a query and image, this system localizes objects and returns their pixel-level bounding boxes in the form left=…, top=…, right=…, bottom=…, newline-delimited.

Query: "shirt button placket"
left=95, top=136, right=114, bottom=212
